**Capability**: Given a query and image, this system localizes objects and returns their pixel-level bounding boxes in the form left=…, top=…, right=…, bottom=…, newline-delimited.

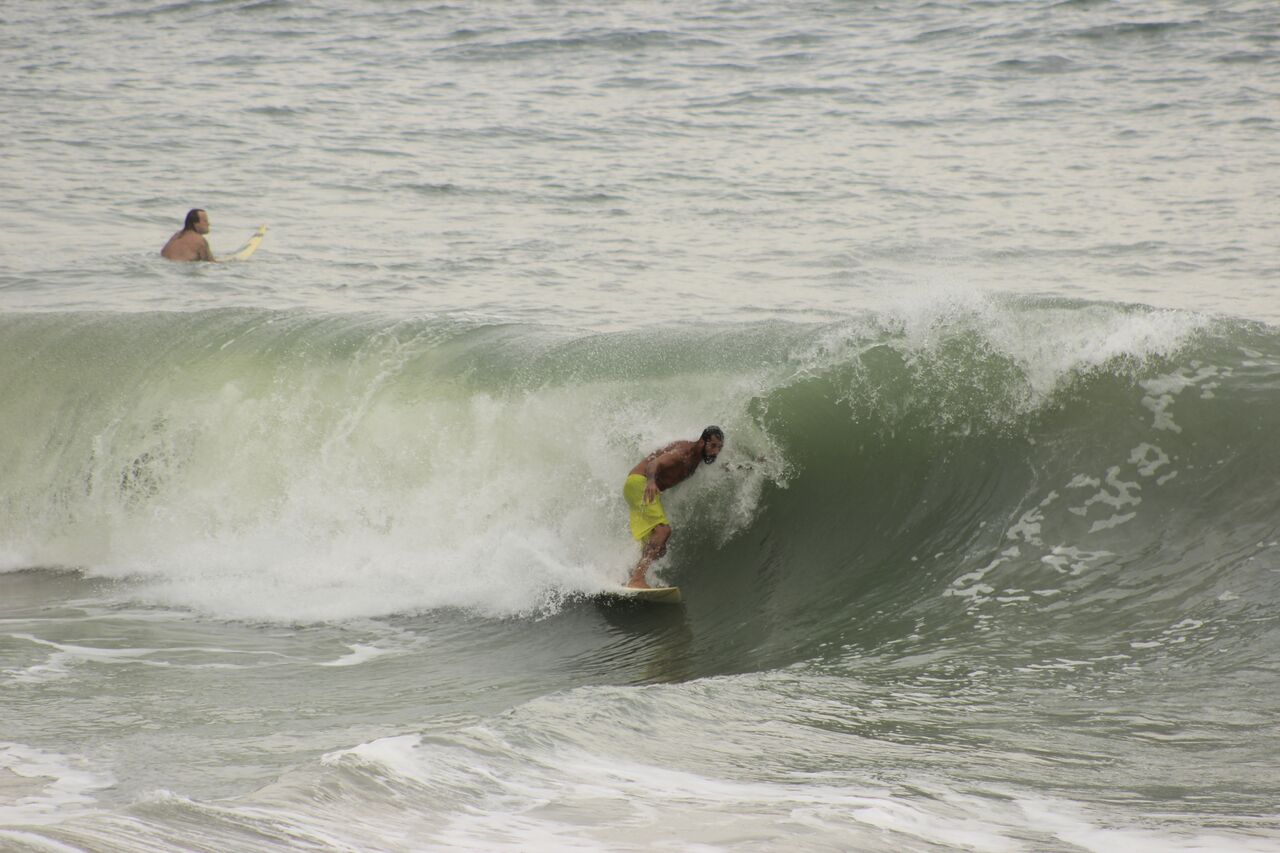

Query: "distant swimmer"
left=161, top=209, right=267, bottom=262
left=161, top=208, right=214, bottom=261
left=623, top=425, right=725, bottom=589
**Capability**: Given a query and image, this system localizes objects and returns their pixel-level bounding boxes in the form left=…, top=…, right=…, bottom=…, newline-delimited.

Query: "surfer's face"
left=195, top=211, right=210, bottom=234
left=702, top=436, right=724, bottom=464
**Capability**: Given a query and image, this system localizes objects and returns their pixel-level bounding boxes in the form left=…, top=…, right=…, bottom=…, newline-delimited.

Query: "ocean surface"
left=2, top=1, right=1279, bottom=850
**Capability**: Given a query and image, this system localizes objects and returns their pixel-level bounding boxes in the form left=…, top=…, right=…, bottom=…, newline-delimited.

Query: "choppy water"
left=2, top=1, right=1279, bottom=851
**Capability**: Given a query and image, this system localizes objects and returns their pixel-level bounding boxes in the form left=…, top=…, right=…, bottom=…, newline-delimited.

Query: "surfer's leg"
left=628, top=524, right=671, bottom=588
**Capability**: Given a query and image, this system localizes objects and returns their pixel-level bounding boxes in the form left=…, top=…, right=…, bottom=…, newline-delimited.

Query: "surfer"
left=623, top=426, right=725, bottom=589
left=160, top=209, right=215, bottom=261
left=161, top=209, right=267, bottom=262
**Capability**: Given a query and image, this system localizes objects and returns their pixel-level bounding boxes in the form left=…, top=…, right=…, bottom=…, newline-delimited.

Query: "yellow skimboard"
left=224, top=225, right=268, bottom=261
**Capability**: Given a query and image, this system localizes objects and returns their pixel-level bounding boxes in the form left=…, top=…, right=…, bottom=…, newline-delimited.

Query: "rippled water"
left=2, top=0, right=1278, bottom=324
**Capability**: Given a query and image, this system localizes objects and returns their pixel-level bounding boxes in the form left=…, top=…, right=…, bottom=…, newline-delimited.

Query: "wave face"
left=4, top=296, right=1280, bottom=849
left=2, top=297, right=1278, bottom=652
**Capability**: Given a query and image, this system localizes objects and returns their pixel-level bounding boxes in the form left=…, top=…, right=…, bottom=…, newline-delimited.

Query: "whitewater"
left=2, top=1, right=1279, bottom=851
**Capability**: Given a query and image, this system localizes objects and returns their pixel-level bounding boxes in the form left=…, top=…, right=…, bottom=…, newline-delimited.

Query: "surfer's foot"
left=625, top=578, right=651, bottom=590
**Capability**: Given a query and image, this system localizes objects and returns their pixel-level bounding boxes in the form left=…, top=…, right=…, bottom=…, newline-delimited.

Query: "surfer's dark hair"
left=701, top=425, right=724, bottom=443
left=183, top=208, right=205, bottom=232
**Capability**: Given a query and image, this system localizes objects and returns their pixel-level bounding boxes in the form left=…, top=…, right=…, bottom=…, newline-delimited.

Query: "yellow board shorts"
left=623, top=474, right=670, bottom=541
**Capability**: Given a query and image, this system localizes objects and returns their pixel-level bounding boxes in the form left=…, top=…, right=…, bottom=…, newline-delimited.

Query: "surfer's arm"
left=640, top=457, right=663, bottom=503
left=639, top=443, right=683, bottom=503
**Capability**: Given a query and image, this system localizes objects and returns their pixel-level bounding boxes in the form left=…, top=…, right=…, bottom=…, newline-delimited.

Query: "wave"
left=1, top=296, right=1276, bottom=652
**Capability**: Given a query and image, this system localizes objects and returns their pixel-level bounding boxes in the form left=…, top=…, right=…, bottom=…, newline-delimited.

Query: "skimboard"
left=225, top=225, right=267, bottom=261
left=601, top=585, right=682, bottom=605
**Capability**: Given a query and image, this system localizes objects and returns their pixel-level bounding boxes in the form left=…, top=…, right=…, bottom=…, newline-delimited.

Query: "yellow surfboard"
left=224, top=225, right=268, bottom=261
left=603, top=586, right=682, bottom=604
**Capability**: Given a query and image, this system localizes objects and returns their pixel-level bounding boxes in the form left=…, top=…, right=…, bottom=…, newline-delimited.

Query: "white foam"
left=0, top=830, right=86, bottom=853
left=2, top=362, right=776, bottom=623
left=2, top=634, right=160, bottom=684
left=871, top=289, right=1210, bottom=405
left=1018, top=796, right=1280, bottom=853
left=321, top=730, right=1030, bottom=852
left=318, top=643, right=398, bottom=667
left=2, top=633, right=297, bottom=683
left=0, top=743, right=114, bottom=826
left=0, top=548, right=34, bottom=573
left=321, top=734, right=424, bottom=776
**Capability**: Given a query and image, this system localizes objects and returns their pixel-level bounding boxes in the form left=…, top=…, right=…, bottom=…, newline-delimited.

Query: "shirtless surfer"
left=623, top=426, right=725, bottom=589
left=160, top=209, right=214, bottom=261
left=161, top=209, right=266, bottom=262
